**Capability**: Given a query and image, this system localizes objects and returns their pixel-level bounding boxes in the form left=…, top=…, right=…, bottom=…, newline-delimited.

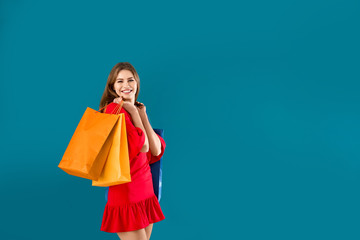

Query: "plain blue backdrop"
left=1, top=0, right=359, bottom=239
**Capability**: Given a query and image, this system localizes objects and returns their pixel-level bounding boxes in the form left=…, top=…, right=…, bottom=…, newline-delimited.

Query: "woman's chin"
left=121, top=97, right=133, bottom=102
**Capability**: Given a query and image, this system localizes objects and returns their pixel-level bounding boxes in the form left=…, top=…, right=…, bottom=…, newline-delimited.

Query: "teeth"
left=122, top=90, right=131, bottom=93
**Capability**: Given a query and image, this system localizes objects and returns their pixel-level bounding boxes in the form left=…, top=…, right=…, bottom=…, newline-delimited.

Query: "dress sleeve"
left=105, top=103, right=145, bottom=160
left=148, top=133, right=166, bottom=164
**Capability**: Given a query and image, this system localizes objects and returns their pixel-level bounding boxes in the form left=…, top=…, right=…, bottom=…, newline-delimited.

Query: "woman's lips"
left=121, top=90, right=132, bottom=94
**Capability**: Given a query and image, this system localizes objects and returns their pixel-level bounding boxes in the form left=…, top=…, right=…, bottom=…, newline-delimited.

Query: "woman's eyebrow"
left=116, top=77, right=134, bottom=80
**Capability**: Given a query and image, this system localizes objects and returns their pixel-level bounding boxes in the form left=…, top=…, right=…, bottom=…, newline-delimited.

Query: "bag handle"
left=97, top=100, right=124, bottom=114
left=112, top=101, right=123, bottom=114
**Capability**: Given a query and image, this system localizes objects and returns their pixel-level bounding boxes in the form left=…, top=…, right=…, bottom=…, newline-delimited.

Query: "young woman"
left=98, top=62, right=166, bottom=240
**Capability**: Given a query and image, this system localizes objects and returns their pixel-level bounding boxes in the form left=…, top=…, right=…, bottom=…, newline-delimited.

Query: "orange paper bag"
left=58, top=102, right=123, bottom=180
left=92, top=112, right=131, bottom=187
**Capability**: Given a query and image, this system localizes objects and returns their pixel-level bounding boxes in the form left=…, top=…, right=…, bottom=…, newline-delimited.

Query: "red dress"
left=100, top=102, right=166, bottom=233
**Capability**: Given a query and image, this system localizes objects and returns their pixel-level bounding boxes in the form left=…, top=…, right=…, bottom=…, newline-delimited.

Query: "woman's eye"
left=117, top=79, right=133, bottom=83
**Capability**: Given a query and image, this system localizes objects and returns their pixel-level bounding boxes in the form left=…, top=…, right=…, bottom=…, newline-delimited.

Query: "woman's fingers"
left=113, top=97, right=122, bottom=103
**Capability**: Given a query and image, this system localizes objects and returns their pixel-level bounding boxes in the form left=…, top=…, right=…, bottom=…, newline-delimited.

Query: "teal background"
left=1, top=0, right=359, bottom=239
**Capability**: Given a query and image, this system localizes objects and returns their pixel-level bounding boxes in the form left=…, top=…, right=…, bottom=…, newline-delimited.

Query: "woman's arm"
left=137, top=107, right=162, bottom=156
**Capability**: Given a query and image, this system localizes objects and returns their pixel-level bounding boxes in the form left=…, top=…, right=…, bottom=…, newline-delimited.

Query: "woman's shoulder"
left=104, top=102, right=116, bottom=113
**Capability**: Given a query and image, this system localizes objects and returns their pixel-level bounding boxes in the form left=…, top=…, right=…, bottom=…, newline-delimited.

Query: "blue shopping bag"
left=150, top=129, right=164, bottom=202
left=105, top=128, right=164, bottom=203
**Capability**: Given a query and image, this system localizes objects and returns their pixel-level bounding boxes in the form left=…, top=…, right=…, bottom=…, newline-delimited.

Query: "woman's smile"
left=121, top=89, right=133, bottom=94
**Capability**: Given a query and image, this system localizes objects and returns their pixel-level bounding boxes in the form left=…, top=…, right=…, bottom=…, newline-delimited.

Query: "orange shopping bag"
left=92, top=109, right=131, bottom=187
left=58, top=101, right=124, bottom=180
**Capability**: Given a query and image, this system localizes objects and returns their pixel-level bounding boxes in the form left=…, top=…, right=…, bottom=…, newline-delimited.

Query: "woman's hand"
left=113, top=97, right=137, bottom=114
left=135, top=101, right=147, bottom=117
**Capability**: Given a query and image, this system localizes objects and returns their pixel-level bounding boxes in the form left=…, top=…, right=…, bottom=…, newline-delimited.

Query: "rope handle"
left=97, top=100, right=124, bottom=114
left=112, top=101, right=123, bottom=114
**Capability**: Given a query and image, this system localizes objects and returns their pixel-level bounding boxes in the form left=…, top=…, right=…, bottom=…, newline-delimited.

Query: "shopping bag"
left=150, top=128, right=164, bottom=202
left=58, top=102, right=123, bottom=180
left=92, top=111, right=131, bottom=187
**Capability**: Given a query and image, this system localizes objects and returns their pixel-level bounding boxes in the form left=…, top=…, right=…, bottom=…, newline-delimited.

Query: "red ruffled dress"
left=100, top=102, right=166, bottom=233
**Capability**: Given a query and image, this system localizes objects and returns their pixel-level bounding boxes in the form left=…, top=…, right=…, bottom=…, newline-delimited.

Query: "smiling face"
left=113, top=69, right=138, bottom=103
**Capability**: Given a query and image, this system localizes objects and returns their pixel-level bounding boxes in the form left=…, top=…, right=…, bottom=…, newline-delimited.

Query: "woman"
left=99, top=62, right=166, bottom=240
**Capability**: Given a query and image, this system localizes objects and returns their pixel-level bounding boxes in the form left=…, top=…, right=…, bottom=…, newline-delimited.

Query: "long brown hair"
left=99, top=62, right=141, bottom=112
